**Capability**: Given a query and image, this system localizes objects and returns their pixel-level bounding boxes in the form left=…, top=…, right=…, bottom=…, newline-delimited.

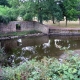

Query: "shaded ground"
left=43, top=20, right=80, bottom=28
left=43, top=20, right=80, bottom=33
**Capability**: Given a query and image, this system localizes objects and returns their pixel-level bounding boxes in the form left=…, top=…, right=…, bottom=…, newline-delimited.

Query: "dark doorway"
left=16, top=24, right=21, bottom=31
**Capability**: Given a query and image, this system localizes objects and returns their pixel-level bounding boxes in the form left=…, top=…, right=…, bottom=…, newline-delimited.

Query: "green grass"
left=0, top=30, right=41, bottom=37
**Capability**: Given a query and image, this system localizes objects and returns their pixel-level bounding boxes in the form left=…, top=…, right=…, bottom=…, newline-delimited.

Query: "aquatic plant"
left=0, top=47, right=4, bottom=54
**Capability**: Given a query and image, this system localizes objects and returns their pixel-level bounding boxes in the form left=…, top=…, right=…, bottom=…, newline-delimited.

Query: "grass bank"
left=1, top=51, right=80, bottom=80
left=0, top=30, right=42, bottom=37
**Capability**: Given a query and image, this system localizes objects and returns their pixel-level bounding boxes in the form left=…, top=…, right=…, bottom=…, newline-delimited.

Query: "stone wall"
left=0, top=22, right=17, bottom=33
left=0, top=21, right=49, bottom=34
left=34, top=22, right=49, bottom=34
left=49, top=29, right=80, bottom=35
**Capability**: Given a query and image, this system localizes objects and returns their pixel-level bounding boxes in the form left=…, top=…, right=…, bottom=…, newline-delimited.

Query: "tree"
left=76, top=0, right=80, bottom=24
left=33, top=0, right=48, bottom=23
left=62, top=0, right=78, bottom=26
left=0, top=0, right=19, bottom=23
left=20, top=0, right=49, bottom=23
left=0, top=0, right=9, bottom=6
left=18, top=0, right=35, bottom=21
left=7, top=0, right=20, bottom=8
left=0, top=0, right=79, bottom=25
left=47, top=0, right=63, bottom=23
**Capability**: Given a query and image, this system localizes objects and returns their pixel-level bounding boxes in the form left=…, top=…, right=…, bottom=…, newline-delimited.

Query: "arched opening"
left=16, top=24, right=21, bottom=31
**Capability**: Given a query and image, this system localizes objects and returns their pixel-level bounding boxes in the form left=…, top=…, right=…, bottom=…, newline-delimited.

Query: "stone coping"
left=49, top=27, right=80, bottom=35
left=0, top=33, right=46, bottom=40
left=1, top=32, right=80, bottom=40
left=49, top=33, right=80, bottom=36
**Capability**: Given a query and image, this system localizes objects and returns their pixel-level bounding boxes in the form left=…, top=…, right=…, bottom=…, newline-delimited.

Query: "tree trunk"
left=0, top=42, right=1, bottom=49
left=38, top=14, right=43, bottom=24
left=39, top=16, right=42, bottom=24
left=79, top=18, right=80, bottom=25
left=38, top=10, right=43, bottom=24
left=65, top=17, right=67, bottom=27
left=52, top=16, right=55, bottom=24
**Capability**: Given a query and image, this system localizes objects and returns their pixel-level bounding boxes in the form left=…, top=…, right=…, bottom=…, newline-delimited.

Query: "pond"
left=0, top=35, right=80, bottom=67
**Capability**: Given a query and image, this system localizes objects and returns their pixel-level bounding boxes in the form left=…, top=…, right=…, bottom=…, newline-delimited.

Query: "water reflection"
left=54, top=39, right=70, bottom=49
left=54, top=39, right=62, bottom=49
left=22, top=46, right=36, bottom=54
left=43, top=40, right=51, bottom=49
left=17, top=39, right=22, bottom=46
left=1, top=36, right=80, bottom=66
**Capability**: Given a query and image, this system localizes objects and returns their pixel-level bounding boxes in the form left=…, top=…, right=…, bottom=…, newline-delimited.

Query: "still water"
left=0, top=36, right=80, bottom=66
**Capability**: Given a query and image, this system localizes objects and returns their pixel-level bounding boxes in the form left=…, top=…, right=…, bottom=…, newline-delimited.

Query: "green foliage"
left=0, top=0, right=9, bottom=6
left=0, top=47, right=7, bottom=68
left=0, top=47, right=5, bottom=55
left=0, top=6, right=9, bottom=15
left=0, top=0, right=80, bottom=25
left=18, top=5, right=26, bottom=16
left=6, top=8, right=19, bottom=21
left=62, top=0, right=78, bottom=26
left=46, top=0, right=63, bottom=22
left=0, top=15, right=10, bottom=24
left=0, top=5, right=18, bottom=23
left=7, top=0, right=20, bottom=8
left=23, top=13, right=33, bottom=21
left=2, top=51, right=80, bottom=80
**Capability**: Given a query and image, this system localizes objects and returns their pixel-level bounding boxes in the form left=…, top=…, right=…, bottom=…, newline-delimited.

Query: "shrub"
left=2, top=51, right=80, bottom=80
left=7, top=8, right=19, bottom=21
left=0, top=15, right=10, bottom=24
left=0, top=6, right=19, bottom=23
